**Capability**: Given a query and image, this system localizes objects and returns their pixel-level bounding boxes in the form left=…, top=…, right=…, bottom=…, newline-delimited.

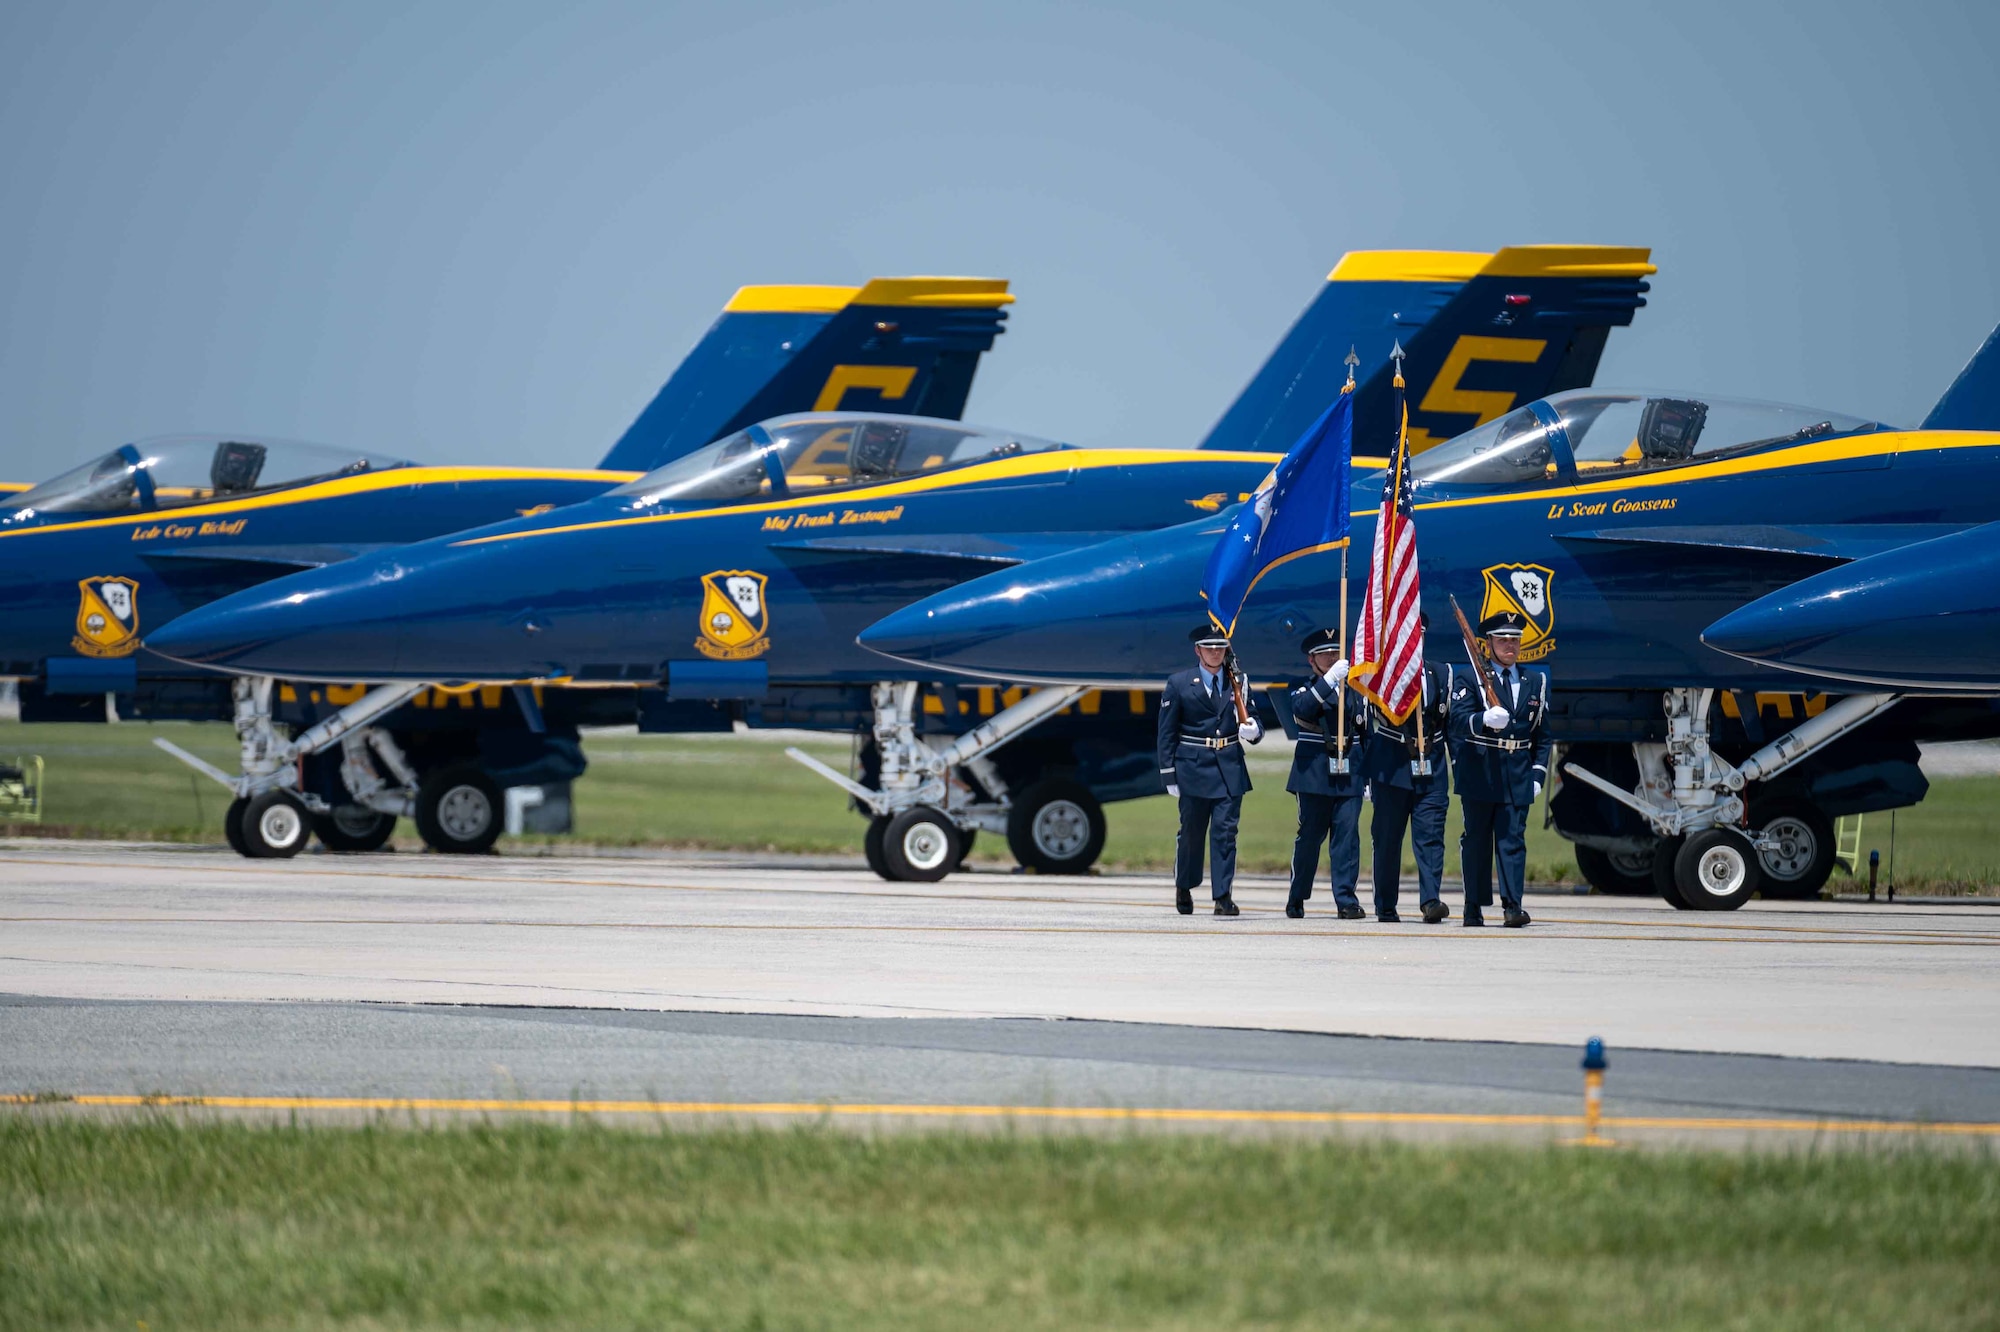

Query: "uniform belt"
left=1179, top=734, right=1239, bottom=749
left=1469, top=736, right=1532, bottom=752
left=1294, top=730, right=1359, bottom=751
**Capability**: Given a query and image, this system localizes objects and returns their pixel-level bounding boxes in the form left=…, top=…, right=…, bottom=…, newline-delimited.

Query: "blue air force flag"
left=1201, top=387, right=1354, bottom=634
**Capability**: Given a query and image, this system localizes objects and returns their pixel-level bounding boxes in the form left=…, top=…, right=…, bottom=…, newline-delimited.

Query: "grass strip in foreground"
left=3, top=1117, right=1998, bottom=1330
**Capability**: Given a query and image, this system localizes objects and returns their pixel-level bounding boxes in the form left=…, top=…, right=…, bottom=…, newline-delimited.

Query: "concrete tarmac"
left=4, top=842, right=1997, bottom=1083
left=7, top=997, right=2000, bottom=1132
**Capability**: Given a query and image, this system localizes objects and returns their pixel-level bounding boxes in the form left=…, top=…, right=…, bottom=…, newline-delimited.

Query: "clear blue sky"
left=2, top=0, right=1995, bottom=481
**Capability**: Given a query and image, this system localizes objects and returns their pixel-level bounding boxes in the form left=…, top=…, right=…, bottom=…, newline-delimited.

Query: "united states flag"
left=1349, top=364, right=1425, bottom=723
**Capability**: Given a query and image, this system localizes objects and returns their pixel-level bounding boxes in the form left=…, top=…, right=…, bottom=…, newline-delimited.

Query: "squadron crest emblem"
left=1479, top=562, right=1555, bottom=661
left=694, top=570, right=771, bottom=661
left=73, top=575, right=142, bottom=658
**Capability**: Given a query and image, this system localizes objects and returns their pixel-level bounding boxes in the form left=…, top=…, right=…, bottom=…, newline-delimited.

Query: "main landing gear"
left=788, top=681, right=1106, bottom=882
left=155, top=674, right=504, bottom=858
left=1562, top=687, right=1899, bottom=910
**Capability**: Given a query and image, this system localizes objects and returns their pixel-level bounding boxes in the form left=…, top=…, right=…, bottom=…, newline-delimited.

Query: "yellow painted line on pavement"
left=5, top=1093, right=1998, bottom=1137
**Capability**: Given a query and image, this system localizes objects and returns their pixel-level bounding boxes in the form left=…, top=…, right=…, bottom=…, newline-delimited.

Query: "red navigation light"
left=1504, top=294, right=1532, bottom=306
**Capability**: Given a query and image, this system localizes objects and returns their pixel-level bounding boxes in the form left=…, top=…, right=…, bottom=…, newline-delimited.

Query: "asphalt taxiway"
left=3, top=842, right=1997, bottom=1135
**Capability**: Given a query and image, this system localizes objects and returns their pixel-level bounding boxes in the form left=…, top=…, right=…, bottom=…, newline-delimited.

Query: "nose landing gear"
left=1562, top=687, right=1900, bottom=910
left=788, top=681, right=1096, bottom=881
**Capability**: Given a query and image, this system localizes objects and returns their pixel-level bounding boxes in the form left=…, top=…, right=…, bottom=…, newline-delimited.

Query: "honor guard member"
left=1284, top=628, right=1370, bottom=920
left=1158, top=624, right=1263, bottom=916
left=1446, top=610, right=1552, bottom=927
left=1361, top=616, right=1452, bottom=924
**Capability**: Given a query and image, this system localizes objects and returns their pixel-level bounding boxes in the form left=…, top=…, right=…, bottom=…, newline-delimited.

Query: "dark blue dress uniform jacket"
left=1361, top=661, right=1452, bottom=795
left=1157, top=667, right=1253, bottom=800
left=1446, top=664, right=1553, bottom=804
left=1286, top=674, right=1370, bottom=798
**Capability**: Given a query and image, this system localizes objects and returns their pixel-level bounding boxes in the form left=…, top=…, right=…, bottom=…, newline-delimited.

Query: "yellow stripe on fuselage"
left=454, top=450, right=1286, bottom=547
left=1386, top=429, right=2000, bottom=518
left=0, top=466, right=644, bottom=541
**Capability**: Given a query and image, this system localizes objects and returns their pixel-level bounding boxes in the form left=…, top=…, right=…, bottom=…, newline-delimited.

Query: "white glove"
left=1322, top=657, right=1350, bottom=686
left=1166, top=784, right=1180, bottom=798
left=1239, top=718, right=1262, bottom=744
left=1481, top=705, right=1510, bottom=730
left=1533, top=782, right=1542, bottom=800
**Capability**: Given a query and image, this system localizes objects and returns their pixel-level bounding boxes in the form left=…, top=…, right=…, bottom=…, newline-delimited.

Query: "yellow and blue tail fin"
left=1922, top=322, right=2000, bottom=430
left=1198, top=246, right=1655, bottom=455
left=599, top=277, right=1013, bottom=472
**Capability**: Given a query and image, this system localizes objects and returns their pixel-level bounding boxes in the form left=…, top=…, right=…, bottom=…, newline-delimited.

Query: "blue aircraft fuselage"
left=859, top=408, right=2000, bottom=711
left=146, top=445, right=1280, bottom=686
left=0, top=462, right=637, bottom=681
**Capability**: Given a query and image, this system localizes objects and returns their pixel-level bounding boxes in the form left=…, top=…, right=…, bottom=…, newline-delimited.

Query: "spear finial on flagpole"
left=1344, top=346, right=1359, bottom=390
left=1390, top=339, right=1405, bottom=383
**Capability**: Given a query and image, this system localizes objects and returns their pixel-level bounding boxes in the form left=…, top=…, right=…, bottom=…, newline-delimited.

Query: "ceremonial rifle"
left=1223, top=647, right=1251, bottom=727
left=1448, top=593, right=1502, bottom=710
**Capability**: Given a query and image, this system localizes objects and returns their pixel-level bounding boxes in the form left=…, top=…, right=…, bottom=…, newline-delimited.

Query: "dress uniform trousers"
left=1177, top=792, right=1243, bottom=901
left=1290, top=793, right=1363, bottom=912
left=1285, top=673, right=1367, bottom=912
left=1459, top=799, right=1529, bottom=918
left=1371, top=780, right=1449, bottom=915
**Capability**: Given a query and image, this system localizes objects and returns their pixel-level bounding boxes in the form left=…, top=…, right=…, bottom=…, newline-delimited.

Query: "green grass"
left=2, top=1118, right=1996, bottom=1331
left=2, top=719, right=1996, bottom=889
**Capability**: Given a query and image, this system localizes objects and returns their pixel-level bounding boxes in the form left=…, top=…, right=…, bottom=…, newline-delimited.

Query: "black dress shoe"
left=1504, top=908, right=1532, bottom=928
left=1284, top=900, right=1304, bottom=919
left=1463, top=914, right=1485, bottom=927
left=1337, top=904, right=1367, bottom=921
left=1175, top=887, right=1193, bottom=915
left=1422, top=900, right=1449, bottom=924
left=1214, top=895, right=1240, bottom=917
left=1376, top=911, right=1401, bottom=923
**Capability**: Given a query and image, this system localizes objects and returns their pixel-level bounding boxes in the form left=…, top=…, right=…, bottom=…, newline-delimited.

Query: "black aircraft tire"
left=863, top=816, right=893, bottom=880
left=1750, top=800, right=1837, bottom=900
left=1574, top=844, right=1657, bottom=896
left=881, top=806, right=960, bottom=883
left=1006, top=779, right=1108, bottom=875
left=313, top=806, right=397, bottom=853
left=241, top=791, right=311, bottom=859
left=414, top=763, right=503, bottom=855
left=1653, top=836, right=1693, bottom=909
left=224, top=797, right=252, bottom=858
left=956, top=830, right=977, bottom=868
left=1675, top=828, right=1761, bottom=911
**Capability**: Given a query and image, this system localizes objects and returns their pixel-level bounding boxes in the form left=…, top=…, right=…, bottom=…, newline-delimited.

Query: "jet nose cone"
left=859, top=526, right=1214, bottom=682
left=146, top=563, right=411, bottom=676
left=1703, top=521, right=2000, bottom=686
left=858, top=580, right=1062, bottom=666
left=1698, top=600, right=1802, bottom=662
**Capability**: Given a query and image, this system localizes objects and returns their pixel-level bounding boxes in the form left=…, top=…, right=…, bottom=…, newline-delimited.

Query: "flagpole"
left=1335, top=543, right=1348, bottom=769
left=1333, top=348, right=1358, bottom=774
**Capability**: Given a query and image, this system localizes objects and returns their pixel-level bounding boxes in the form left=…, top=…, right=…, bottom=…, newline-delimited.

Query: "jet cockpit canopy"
left=5, top=435, right=414, bottom=521
left=610, top=413, right=1071, bottom=509
left=1409, top=390, right=1888, bottom=492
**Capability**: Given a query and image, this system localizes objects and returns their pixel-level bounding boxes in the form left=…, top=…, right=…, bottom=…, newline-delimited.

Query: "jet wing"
left=1559, top=523, right=1970, bottom=562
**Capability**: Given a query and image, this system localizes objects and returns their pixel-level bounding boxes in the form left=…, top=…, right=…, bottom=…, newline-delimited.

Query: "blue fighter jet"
left=859, top=321, right=2000, bottom=908
left=0, top=277, right=1015, bottom=852
left=147, top=246, right=1658, bottom=875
